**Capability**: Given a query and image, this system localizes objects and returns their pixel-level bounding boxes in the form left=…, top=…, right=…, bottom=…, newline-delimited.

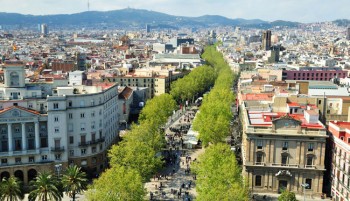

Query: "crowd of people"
left=148, top=108, right=199, bottom=201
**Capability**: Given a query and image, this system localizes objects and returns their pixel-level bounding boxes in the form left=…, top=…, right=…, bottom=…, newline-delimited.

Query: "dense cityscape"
left=0, top=2, right=350, bottom=201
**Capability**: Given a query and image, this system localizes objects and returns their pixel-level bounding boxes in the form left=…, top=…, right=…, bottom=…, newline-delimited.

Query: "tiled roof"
left=0, top=106, right=41, bottom=115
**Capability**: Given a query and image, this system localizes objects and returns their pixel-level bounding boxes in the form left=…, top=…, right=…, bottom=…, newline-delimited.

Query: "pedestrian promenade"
left=145, top=106, right=204, bottom=201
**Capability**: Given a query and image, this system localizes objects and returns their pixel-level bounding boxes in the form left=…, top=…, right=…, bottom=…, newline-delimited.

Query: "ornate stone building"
left=241, top=105, right=327, bottom=196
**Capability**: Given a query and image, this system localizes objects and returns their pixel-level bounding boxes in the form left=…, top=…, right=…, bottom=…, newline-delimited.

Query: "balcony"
left=305, top=165, right=316, bottom=169
left=271, top=163, right=299, bottom=168
left=97, top=137, right=105, bottom=143
left=51, top=146, right=65, bottom=152
left=254, top=162, right=265, bottom=166
left=78, top=142, right=89, bottom=147
left=90, top=137, right=105, bottom=145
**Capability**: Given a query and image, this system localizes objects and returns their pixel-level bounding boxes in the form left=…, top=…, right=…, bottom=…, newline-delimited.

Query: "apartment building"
left=105, top=67, right=187, bottom=98
left=0, top=63, right=119, bottom=184
left=329, top=121, right=350, bottom=201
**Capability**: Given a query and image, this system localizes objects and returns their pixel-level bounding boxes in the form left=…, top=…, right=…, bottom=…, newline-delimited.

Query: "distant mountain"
left=0, top=8, right=300, bottom=29
left=333, top=19, right=350, bottom=27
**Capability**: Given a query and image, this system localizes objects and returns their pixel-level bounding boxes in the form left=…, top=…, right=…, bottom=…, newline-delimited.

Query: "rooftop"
left=248, top=111, right=324, bottom=129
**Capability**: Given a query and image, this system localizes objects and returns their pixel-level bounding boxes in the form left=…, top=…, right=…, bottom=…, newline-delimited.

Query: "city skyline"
left=0, top=0, right=349, bottom=23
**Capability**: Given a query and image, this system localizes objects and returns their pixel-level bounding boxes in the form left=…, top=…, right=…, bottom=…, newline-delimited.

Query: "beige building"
left=241, top=104, right=327, bottom=196
left=104, top=66, right=187, bottom=98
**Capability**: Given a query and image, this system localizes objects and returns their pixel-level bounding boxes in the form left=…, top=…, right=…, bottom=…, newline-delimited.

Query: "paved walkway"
left=145, top=106, right=205, bottom=201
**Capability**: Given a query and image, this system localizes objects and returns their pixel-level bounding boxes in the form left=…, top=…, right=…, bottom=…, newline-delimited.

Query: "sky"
left=0, top=0, right=349, bottom=23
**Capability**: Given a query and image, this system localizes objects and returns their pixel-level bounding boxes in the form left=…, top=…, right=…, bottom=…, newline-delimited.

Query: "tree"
left=109, top=140, right=163, bottom=180
left=86, top=165, right=146, bottom=201
left=278, top=190, right=298, bottom=201
left=192, top=143, right=248, bottom=201
left=28, top=172, right=62, bottom=201
left=61, top=165, right=88, bottom=201
left=0, top=176, right=24, bottom=201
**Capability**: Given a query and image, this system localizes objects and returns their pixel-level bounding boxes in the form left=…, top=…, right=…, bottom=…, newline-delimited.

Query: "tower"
left=262, top=30, right=271, bottom=51
left=346, top=27, right=350, bottom=40
left=146, top=24, right=150, bottom=33
left=41, top=24, right=48, bottom=36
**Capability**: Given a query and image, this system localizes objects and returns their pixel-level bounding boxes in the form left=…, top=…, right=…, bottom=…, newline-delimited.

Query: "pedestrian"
left=150, top=192, right=153, bottom=200
left=178, top=191, right=181, bottom=199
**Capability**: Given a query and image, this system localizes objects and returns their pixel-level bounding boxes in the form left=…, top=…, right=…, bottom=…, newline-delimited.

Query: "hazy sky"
left=0, top=0, right=348, bottom=23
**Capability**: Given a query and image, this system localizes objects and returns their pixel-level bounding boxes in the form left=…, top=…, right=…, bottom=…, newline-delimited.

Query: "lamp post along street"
left=301, top=183, right=309, bottom=201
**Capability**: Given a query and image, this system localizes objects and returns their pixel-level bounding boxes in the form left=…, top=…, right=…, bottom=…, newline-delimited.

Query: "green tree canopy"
left=192, top=143, right=248, bottom=201
left=86, top=165, right=146, bottom=201
left=0, top=176, right=24, bottom=201
left=61, top=165, right=88, bottom=201
left=192, top=45, right=236, bottom=146
left=28, top=172, right=62, bottom=201
left=278, top=189, right=298, bottom=201
left=108, top=140, right=163, bottom=180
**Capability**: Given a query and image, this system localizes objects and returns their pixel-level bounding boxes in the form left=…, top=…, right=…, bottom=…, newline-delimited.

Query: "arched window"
left=10, top=72, right=19, bottom=86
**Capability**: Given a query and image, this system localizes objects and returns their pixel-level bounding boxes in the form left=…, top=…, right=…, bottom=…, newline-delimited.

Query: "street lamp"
left=55, top=164, right=62, bottom=178
left=301, top=183, right=309, bottom=201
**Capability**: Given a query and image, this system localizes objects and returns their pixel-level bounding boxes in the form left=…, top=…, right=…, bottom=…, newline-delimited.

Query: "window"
left=1, top=158, right=7, bottom=164
left=81, top=149, right=86, bottom=155
left=255, top=175, right=262, bottom=186
left=54, top=127, right=59, bottom=133
left=55, top=154, right=61, bottom=160
left=282, top=142, right=288, bottom=150
left=28, top=103, right=33, bottom=108
left=69, top=150, right=74, bottom=156
left=29, top=156, right=34, bottom=163
left=305, top=179, right=312, bottom=189
left=281, top=155, right=288, bottom=166
left=348, top=138, right=350, bottom=143
left=80, top=100, right=85, bottom=107
left=15, top=127, right=20, bottom=133
left=91, top=112, right=95, bottom=117
left=92, top=146, right=97, bottom=153
left=306, top=156, right=313, bottom=167
left=68, top=101, right=72, bottom=107
left=256, top=153, right=263, bottom=164
left=69, top=136, right=74, bottom=144
left=68, top=124, right=73, bottom=132
left=68, top=113, right=73, bottom=119
left=80, top=123, right=86, bottom=131
left=92, top=157, right=97, bottom=164
left=53, top=103, right=59, bottom=109
left=15, top=157, right=21, bottom=164
left=257, top=140, right=263, bottom=149
left=91, top=122, right=95, bottom=129
left=80, top=113, right=85, bottom=118
left=54, top=116, right=59, bottom=122
left=308, top=143, right=314, bottom=151
left=318, top=100, right=321, bottom=105
left=41, top=155, right=47, bottom=161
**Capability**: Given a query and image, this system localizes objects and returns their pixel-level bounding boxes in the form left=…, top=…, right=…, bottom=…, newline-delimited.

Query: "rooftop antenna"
left=87, top=0, right=90, bottom=11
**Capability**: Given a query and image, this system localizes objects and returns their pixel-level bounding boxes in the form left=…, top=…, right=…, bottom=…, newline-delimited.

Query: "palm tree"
left=28, top=172, right=62, bottom=201
left=61, top=165, right=87, bottom=201
left=0, top=176, right=24, bottom=201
